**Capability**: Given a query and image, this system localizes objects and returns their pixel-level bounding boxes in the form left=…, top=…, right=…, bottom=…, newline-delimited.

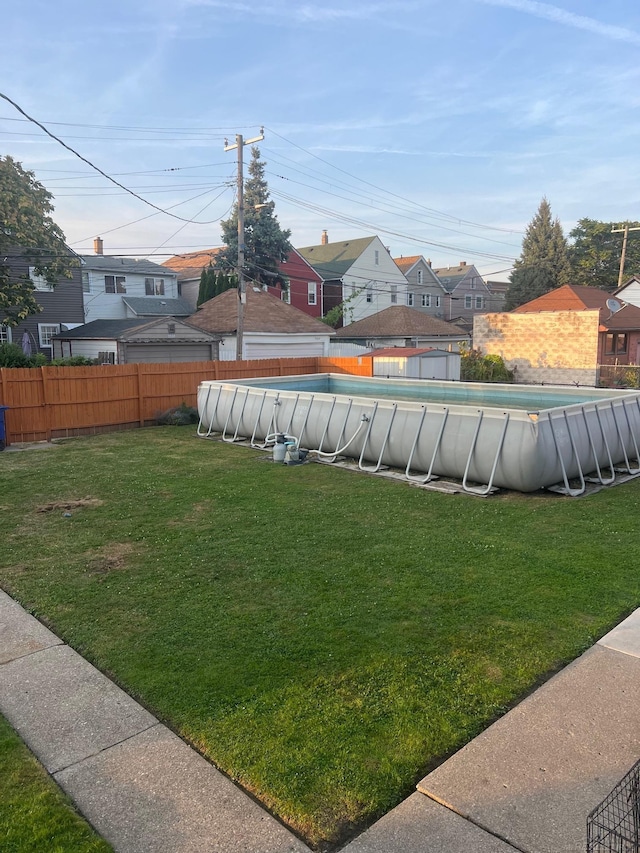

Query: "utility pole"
left=612, top=223, right=640, bottom=289
left=224, top=128, right=264, bottom=360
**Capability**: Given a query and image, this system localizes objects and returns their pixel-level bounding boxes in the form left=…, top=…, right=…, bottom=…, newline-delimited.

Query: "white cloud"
left=476, top=0, right=640, bottom=46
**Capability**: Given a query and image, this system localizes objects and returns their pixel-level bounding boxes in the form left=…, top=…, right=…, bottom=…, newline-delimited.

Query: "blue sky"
left=1, top=0, right=639, bottom=280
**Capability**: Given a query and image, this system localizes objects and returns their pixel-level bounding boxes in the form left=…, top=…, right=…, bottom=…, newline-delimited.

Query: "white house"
left=80, top=240, right=188, bottom=323
left=297, top=233, right=409, bottom=326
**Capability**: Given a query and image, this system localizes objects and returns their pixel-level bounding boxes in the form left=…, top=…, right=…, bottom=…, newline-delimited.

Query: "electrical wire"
left=0, top=92, right=229, bottom=225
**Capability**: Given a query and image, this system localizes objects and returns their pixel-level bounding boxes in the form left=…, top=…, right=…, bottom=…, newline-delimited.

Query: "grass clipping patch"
left=36, top=498, right=104, bottom=513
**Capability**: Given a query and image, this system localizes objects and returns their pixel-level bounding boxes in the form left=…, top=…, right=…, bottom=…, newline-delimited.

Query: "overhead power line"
left=0, top=92, right=228, bottom=226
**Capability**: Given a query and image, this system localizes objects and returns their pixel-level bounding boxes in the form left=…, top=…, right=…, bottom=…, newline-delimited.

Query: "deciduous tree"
left=0, top=156, right=74, bottom=325
left=567, top=218, right=640, bottom=292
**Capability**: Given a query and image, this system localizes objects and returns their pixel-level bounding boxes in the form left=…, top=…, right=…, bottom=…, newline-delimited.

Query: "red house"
left=266, top=249, right=324, bottom=319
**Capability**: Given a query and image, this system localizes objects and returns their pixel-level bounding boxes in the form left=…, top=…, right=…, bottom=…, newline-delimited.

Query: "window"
left=145, top=277, right=165, bottom=296
left=475, top=296, right=484, bottom=309
left=29, top=266, right=53, bottom=292
left=390, top=285, right=397, bottom=304
left=464, top=295, right=472, bottom=309
left=105, top=275, right=126, bottom=294
left=435, top=295, right=441, bottom=308
left=307, top=282, right=317, bottom=305
left=366, top=285, right=373, bottom=303
left=605, top=333, right=628, bottom=355
left=422, top=293, right=431, bottom=308
left=374, top=250, right=379, bottom=266
left=0, top=324, right=11, bottom=343
left=167, top=323, right=176, bottom=336
left=82, top=271, right=90, bottom=293
left=407, top=292, right=415, bottom=307
left=281, top=289, right=291, bottom=304
left=417, top=269, right=423, bottom=285
left=38, top=323, right=60, bottom=349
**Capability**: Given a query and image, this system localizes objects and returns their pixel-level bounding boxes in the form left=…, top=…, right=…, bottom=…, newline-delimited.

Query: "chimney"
left=321, top=230, right=328, bottom=245
left=427, top=258, right=432, bottom=267
left=460, top=260, right=466, bottom=266
left=94, top=237, right=104, bottom=255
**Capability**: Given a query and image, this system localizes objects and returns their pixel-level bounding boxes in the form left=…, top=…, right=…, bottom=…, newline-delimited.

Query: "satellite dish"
left=607, top=298, right=622, bottom=314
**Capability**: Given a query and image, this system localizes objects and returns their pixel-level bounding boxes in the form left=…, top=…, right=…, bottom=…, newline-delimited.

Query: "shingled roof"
left=297, top=236, right=376, bottom=279
left=162, top=248, right=223, bottom=282
left=187, top=287, right=334, bottom=335
left=334, top=306, right=465, bottom=338
left=79, top=255, right=175, bottom=277
left=513, top=284, right=640, bottom=331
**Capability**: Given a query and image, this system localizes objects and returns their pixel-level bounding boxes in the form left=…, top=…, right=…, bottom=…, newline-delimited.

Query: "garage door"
left=125, top=344, right=213, bottom=363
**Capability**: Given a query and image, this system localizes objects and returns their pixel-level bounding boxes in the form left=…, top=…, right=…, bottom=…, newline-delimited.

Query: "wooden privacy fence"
left=0, top=357, right=372, bottom=445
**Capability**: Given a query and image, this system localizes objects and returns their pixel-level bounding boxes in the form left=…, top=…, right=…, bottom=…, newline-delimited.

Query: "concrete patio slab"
left=340, top=792, right=516, bottom=853
left=598, top=607, right=640, bottom=658
left=417, top=644, right=640, bottom=853
left=0, top=643, right=156, bottom=774
left=0, top=588, right=62, bottom=663
left=54, top=723, right=309, bottom=853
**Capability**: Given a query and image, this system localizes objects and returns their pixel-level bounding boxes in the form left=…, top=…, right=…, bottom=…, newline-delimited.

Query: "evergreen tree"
left=567, top=218, right=640, bottom=292
left=196, top=265, right=217, bottom=306
left=219, top=147, right=291, bottom=288
left=505, top=198, right=570, bottom=310
left=0, top=156, right=75, bottom=325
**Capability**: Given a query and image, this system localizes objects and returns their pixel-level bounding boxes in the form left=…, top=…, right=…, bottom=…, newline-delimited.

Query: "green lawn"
left=1, top=426, right=639, bottom=848
left=0, top=714, right=112, bottom=853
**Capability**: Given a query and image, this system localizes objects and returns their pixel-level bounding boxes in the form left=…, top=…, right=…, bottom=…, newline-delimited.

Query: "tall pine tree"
left=219, top=147, right=291, bottom=288
left=505, top=198, right=570, bottom=310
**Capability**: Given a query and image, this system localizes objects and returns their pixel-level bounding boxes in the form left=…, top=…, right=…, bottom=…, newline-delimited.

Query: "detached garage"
left=187, top=286, right=334, bottom=360
left=53, top=317, right=220, bottom=364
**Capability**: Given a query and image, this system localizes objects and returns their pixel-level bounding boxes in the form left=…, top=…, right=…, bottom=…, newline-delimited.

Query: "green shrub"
left=0, top=342, right=32, bottom=368
left=156, top=403, right=199, bottom=425
left=460, top=346, right=514, bottom=383
left=49, top=356, right=97, bottom=366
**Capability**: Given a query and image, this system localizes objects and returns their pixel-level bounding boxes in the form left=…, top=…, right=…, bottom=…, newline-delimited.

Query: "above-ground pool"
left=197, top=373, right=640, bottom=495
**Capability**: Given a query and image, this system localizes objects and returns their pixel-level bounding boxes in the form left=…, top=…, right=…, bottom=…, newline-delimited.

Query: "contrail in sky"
left=477, top=0, right=640, bottom=46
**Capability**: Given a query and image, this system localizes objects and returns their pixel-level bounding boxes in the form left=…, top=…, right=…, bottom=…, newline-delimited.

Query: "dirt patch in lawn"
left=85, top=542, right=140, bottom=576
left=36, top=498, right=104, bottom=513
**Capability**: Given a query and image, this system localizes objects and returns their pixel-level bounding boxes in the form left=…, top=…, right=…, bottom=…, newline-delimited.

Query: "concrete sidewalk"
left=2, top=587, right=639, bottom=852
left=0, top=590, right=309, bottom=853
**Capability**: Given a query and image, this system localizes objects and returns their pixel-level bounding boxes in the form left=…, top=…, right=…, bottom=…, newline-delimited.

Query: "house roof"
left=334, top=306, right=467, bottom=338
left=363, top=347, right=437, bottom=357
left=122, top=296, right=192, bottom=317
left=432, top=264, right=477, bottom=292
left=162, top=248, right=223, bottom=282
left=393, top=256, right=423, bottom=274
left=55, top=317, right=219, bottom=342
left=80, top=255, right=176, bottom=277
left=187, top=287, right=335, bottom=335
left=513, top=284, right=640, bottom=331
left=297, top=236, right=376, bottom=280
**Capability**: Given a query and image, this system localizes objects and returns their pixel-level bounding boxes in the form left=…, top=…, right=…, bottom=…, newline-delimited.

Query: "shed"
left=364, top=347, right=461, bottom=380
